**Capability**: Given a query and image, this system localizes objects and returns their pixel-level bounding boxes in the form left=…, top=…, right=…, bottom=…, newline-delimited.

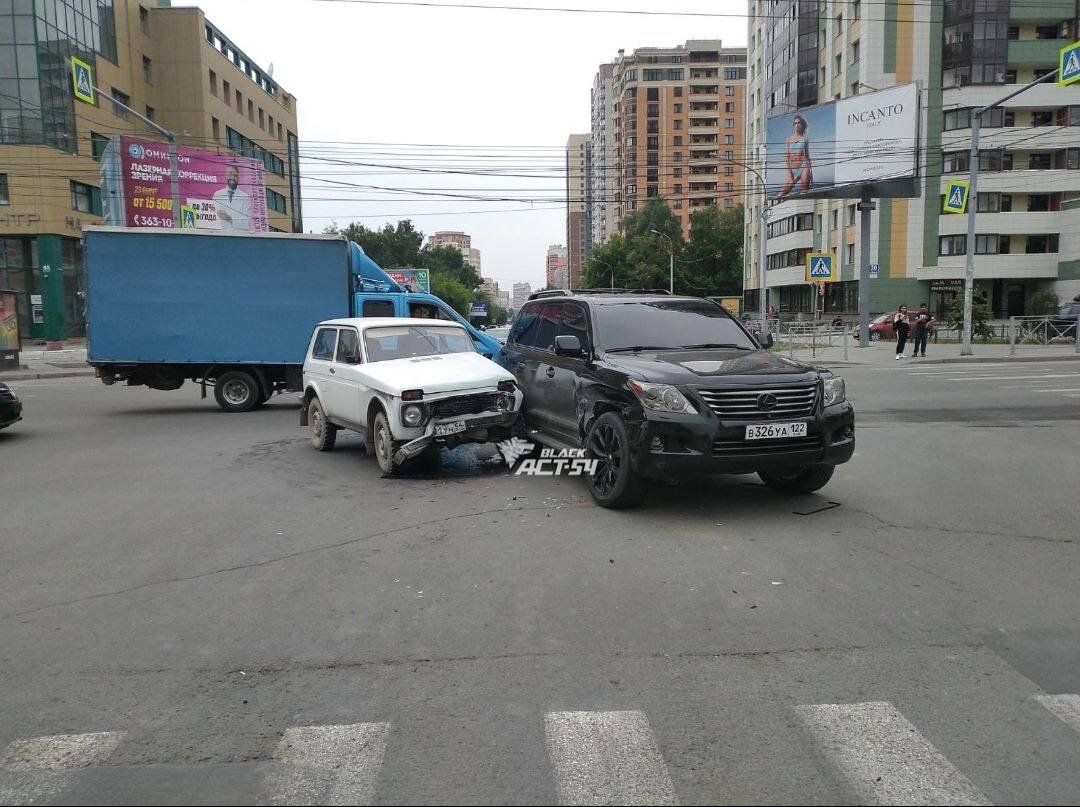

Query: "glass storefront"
left=0, top=234, right=84, bottom=340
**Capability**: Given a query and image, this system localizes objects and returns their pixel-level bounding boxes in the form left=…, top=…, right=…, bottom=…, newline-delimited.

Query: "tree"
left=680, top=204, right=745, bottom=296
left=431, top=274, right=473, bottom=318
left=1028, top=290, right=1059, bottom=315
left=583, top=198, right=684, bottom=291
left=947, top=288, right=992, bottom=340
left=418, top=244, right=481, bottom=291
left=325, top=220, right=423, bottom=269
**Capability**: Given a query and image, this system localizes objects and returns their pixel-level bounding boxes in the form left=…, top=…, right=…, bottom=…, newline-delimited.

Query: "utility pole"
left=961, top=68, right=1059, bottom=355
left=857, top=192, right=875, bottom=347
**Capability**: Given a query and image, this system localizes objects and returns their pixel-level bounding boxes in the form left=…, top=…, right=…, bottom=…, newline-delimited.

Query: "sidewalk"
left=786, top=339, right=1080, bottom=368
left=1, top=342, right=94, bottom=381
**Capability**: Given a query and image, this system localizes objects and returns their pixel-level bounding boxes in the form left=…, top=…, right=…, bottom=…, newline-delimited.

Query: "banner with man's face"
left=117, top=136, right=268, bottom=231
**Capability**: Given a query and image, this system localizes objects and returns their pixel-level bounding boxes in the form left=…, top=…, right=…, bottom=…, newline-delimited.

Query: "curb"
left=0, top=370, right=96, bottom=381
left=803, top=353, right=1080, bottom=368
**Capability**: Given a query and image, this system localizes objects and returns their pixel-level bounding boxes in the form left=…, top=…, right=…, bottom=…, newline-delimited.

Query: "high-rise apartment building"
left=426, top=230, right=481, bottom=273
left=592, top=40, right=747, bottom=242
left=590, top=63, right=617, bottom=249
left=566, top=134, right=590, bottom=286
left=744, top=0, right=1080, bottom=319
left=546, top=243, right=569, bottom=288
left=511, top=282, right=532, bottom=310
left=0, top=1, right=302, bottom=342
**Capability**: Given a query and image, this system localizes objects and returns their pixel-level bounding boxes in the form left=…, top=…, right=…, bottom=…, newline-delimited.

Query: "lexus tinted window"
left=559, top=302, right=591, bottom=353
left=509, top=303, right=543, bottom=347
left=593, top=300, right=756, bottom=351
left=534, top=303, right=563, bottom=351
left=311, top=328, right=337, bottom=360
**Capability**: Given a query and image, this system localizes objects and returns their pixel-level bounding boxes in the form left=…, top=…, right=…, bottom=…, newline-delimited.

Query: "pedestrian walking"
left=911, top=303, right=934, bottom=357
left=894, top=305, right=911, bottom=360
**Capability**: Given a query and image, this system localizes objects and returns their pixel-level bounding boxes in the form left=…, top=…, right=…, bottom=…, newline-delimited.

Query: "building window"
left=845, top=243, right=855, bottom=264
left=673, top=199, right=682, bottom=208
left=1007, top=25, right=1019, bottom=40
left=846, top=204, right=856, bottom=225
left=247, top=99, right=254, bottom=121
left=724, top=102, right=735, bottom=112
left=1029, top=153, right=1052, bottom=169
left=110, top=88, right=131, bottom=119
left=673, top=104, right=682, bottom=113
left=211, top=117, right=220, bottom=142
left=725, top=118, right=734, bottom=128
left=70, top=181, right=102, bottom=215
left=259, top=108, right=265, bottom=129
left=851, top=40, right=860, bottom=64
left=724, top=166, right=734, bottom=176
left=673, top=135, right=682, bottom=146
left=0, top=174, right=8, bottom=205
left=852, top=0, right=860, bottom=20
left=90, top=132, right=109, bottom=161
left=673, top=152, right=682, bottom=162
left=976, top=192, right=1000, bottom=213
left=943, top=108, right=971, bottom=131
left=724, top=198, right=734, bottom=208
left=140, top=6, right=150, bottom=35
left=236, top=89, right=242, bottom=109
left=939, top=235, right=966, bottom=256
left=266, top=188, right=287, bottom=214
left=1026, top=234, right=1059, bottom=253
left=145, top=106, right=155, bottom=121
left=142, top=56, right=152, bottom=84
left=209, top=70, right=217, bottom=96
left=1028, top=194, right=1053, bottom=212
left=975, top=235, right=1007, bottom=255
left=1035, top=25, right=1060, bottom=40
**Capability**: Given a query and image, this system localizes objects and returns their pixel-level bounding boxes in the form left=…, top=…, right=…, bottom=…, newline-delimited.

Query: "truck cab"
left=352, top=292, right=501, bottom=358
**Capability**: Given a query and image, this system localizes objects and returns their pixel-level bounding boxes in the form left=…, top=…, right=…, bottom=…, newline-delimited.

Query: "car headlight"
left=495, top=392, right=514, bottom=411
left=402, top=403, right=424, bottom=426
left=823, top=376, right=846, bottom=407
left=627, top=380, right=696, bottom=413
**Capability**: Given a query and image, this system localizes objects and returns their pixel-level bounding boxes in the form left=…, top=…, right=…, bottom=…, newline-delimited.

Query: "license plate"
left=745, top=422, right=807, bottom=440
left=434, top=421, right=466, bottom=437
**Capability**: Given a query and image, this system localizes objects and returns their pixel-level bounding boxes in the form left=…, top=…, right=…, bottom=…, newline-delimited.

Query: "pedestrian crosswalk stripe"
left=267, top=722, right=390, bottom=806
left=545, top=710, right=678, bottom=806
left=0, top=731, right=125, bottom=805
left=794, top=701, right=991, bottom=806
left=0, top=731, right=125, bottom=772
left=1035, top=694, right=1080, bottom=735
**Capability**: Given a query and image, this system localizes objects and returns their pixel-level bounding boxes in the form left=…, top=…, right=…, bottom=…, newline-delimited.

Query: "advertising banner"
left=766, top=83, right=919, bottom=200
left=0, top=289, right=19, bottom=352
left=469, top=302, right=489, bottom=318
left=386, top=268, right=431, bottom=293
left=106, top=136, right=267, bottom=231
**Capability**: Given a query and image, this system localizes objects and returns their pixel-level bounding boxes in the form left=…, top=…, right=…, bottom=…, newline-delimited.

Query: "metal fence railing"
left=778, top=324, right=850, bottom=361
left=1009, top=316, right=1080, bottom=355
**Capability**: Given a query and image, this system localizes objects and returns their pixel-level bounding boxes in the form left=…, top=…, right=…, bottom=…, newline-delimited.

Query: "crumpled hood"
left=601, top=348, right=823, bottom=385
left=355, top=351, right=515, bottom=395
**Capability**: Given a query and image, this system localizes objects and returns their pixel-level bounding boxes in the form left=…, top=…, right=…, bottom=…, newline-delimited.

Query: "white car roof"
left=316, top=317, right=468, bottom=330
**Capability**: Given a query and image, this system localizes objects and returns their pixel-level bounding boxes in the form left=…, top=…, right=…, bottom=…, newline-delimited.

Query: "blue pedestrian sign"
left=805, top=252, right=837, bottom=283
left=1060, top=41, right=1080, bottom=87
left=70, top=56, right=95, bottom=105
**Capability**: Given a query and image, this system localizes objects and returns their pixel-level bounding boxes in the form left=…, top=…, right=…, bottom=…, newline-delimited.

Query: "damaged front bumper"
left=392, top=409, right=518, bottom=465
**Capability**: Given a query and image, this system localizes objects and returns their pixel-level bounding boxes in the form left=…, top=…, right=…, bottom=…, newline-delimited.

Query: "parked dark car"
left=0, top=382, right=22, bottom=430
left=497, top=291, right=854, bottom=508
left=1049, top=302, right=1080, bottom=335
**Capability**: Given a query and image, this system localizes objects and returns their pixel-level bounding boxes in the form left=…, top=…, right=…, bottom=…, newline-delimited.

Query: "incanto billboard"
left=765, top=83, right=920, bottom=200
left=101, top=136, right=268, bottom=231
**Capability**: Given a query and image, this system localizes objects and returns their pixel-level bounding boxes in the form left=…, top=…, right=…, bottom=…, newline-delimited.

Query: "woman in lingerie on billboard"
left=777, top=115, right=813, bottom=198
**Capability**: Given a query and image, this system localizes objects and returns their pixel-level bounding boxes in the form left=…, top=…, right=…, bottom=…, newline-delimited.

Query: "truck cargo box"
left=86, top=228, right=351, bottom=365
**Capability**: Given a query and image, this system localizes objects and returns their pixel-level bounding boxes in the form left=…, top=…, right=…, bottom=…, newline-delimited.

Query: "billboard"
left=766, top=83, right=920, bottom=200
left=102, top=136, right=268, bottom=231
left=386, top=268, right=430, bottom=293
left=469, top=302, right=489, bottom=318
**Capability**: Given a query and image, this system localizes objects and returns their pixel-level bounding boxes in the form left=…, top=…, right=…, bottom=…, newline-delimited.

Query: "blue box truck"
left=85, top=227, right=501, bottom=412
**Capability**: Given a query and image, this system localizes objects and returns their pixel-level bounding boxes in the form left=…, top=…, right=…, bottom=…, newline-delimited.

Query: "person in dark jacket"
left=894, top=305, right=911, bottom=360
left=911, top=303, right=934, bottom=357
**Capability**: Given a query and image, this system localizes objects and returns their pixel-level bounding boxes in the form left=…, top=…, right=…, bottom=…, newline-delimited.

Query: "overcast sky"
left=179, top=0, right=747, bottom=289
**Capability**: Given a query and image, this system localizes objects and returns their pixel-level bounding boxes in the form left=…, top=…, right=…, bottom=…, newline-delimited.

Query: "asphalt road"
left=1, top=361, right=1078, bottom=805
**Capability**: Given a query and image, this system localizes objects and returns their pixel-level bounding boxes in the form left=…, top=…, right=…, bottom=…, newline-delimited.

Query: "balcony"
left=690, top=151, right=719, bottom=163
left=1008, top=39, right=1071, bottom=66
left=1009, top=0, right=1075, bottom=22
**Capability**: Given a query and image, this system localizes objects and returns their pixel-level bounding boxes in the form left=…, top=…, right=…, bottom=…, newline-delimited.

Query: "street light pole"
left=961, top=68, right=1058, bottom=355
left=650, top=229, right=675, bottom=294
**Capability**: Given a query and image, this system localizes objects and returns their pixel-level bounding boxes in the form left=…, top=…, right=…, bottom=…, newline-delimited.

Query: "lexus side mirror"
left=758, top=333, right=774, bottom=349
left=554, top=335, right=584, bottom=356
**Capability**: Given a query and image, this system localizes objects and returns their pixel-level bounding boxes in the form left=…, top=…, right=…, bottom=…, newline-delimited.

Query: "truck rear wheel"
left=214, top=371, right=260, bottom=413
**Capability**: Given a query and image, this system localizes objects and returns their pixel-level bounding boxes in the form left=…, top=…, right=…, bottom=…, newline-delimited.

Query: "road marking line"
left=0, top=731, right=125, bottom=772
left=0, top=731, right=125, bottom=805
left=544, top=710, right=677, bottom=806
left=794, top=702, right=991, bottom=806
left=268, top=722, right=389, bottom=806
left=1035, top=694, right=1080, bottom=735
left=944, top=374, right=1080, bottom=382
left=1031, top=388, right=1080, bottom=393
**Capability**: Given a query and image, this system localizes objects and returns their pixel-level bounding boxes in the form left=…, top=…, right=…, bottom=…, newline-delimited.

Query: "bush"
left=1027, top=291, right=1059, bottom=316
left=947, top=288, right=992, bottom=340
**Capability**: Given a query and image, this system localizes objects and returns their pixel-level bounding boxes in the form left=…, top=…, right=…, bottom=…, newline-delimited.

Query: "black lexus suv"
left=496, top=291, right=854, bottom=508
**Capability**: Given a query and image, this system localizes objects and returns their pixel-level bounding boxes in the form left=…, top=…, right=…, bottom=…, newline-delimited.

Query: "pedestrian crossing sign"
left=1059, top=41, right=1080, bottom=86
left=70, top=56, right=95, bottom=105
left=805, top=253, right=836, bottom=283
left=943, top=180, right=970, bottom=214
left=180, top=204, right=198, bottom=229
